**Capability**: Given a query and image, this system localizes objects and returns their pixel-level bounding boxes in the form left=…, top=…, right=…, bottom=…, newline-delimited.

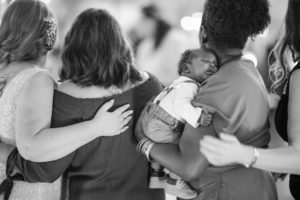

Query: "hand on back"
left=92, top=100, right=133, bottom=137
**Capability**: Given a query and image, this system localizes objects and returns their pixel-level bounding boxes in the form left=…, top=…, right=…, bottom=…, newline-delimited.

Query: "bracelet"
left=136, top=138, right=155, bottom=161
left=144, top=141, right=154, bottom=161
left=244, top=147, right=259, bottom=168
left=136, top=138, right=148, bottom=152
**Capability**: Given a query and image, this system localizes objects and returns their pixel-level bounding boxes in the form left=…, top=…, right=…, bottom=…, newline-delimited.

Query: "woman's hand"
left=200, top=133, right=253, bottom=166
left=0, top=77, right=5, bottom=97
left=91, top=100, right=133, bottom=137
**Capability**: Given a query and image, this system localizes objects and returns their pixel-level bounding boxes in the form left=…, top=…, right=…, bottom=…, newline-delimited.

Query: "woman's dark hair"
left=60, top=8, right=142, bottom=88
left=142, top=4, right=171, bottom=49
left=280, top=0, right=300, bottom=65
left=0, top=0, right=54, bottom=64
left=201, top=0, right=270, bottom=49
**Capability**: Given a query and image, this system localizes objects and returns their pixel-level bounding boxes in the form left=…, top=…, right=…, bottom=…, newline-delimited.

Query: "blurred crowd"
left=0, top=0, right=288, bottom=90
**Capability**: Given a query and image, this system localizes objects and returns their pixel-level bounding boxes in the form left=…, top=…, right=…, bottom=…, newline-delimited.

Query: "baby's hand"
left=199, top=110, right=212, bottom=126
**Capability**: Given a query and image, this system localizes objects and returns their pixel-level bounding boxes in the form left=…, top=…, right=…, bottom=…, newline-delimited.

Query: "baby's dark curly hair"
left=178, top=49, right=194, bottom=75
left=201, top=0, right=270, bottom=49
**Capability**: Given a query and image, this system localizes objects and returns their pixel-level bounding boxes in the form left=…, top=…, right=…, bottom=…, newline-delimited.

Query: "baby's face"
left=189, top=49, right=218, bottom=83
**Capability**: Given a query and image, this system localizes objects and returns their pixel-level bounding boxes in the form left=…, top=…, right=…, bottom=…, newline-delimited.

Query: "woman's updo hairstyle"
left=201, top=0, right=270, bottom=49
left=0, top=0, right=57, bottom=64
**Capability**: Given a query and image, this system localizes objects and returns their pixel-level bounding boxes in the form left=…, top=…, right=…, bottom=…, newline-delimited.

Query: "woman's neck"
left=205, top=43, right=243, bottom=65
left=57, top=71, right=150, bottom=99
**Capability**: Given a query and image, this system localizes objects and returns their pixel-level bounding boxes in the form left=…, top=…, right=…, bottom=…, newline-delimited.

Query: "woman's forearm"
left=147, top=124, right=212, bottom=183
left=150, top=142, right=208, bottom=182
left=253, top=145, right=300, bottom=174
left=18, top=121, right=97, bottom=162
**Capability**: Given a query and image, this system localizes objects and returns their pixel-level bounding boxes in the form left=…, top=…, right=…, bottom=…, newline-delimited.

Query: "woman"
left=200, top=0, right=300, bottom=199
left=133, top=4, right=188, bottom=86
left=135, top=0, right=278, bottom=199
left=2, top=8, right=165, bottom=200
left=0, top=1, right=131, bottom=199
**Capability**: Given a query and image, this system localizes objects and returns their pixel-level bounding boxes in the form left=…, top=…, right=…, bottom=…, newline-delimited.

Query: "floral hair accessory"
left=43, top=16, right=57, bottom=48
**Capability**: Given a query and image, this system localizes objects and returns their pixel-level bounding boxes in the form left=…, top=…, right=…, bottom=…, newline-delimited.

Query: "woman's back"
left=50, top=75, right=165, bottom=200
left=0, top=68, right=39, bottom=145
left=0, top=67, right=61, bottom=200
left=191, top=58, right=277, bottom=200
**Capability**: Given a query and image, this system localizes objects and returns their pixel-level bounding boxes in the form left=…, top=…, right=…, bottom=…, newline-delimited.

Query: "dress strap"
left=155, top=79, right=200, bottom=105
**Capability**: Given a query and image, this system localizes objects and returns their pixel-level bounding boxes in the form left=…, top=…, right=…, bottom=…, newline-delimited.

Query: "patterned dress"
left=0, top=67, right=61, bottom=200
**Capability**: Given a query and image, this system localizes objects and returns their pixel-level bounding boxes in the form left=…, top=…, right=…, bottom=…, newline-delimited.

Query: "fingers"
left=121, top=114, right=132, bottom=127
left=219, top=133, right=239, bottom=142
left=200, top=146, right=222, bottom=166
left=200, top=113, right=212, bottom=126
left=122, top=110, right=133, bottom=120
left=119, top=126, right=129, bottom=134
left=98, top=99, right=115, bottom=113
left=200, top=135, right=232, bottom=150
left=114, top=104, right=131, bottom=115
left=200, top=138, right=228, bottom=166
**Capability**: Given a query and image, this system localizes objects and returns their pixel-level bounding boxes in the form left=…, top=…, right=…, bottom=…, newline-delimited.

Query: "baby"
left=135, top=47, right=219, bottom=199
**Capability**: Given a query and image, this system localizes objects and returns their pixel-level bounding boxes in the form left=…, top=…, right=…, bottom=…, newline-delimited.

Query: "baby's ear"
left=182, top=63, right=191, bottom=74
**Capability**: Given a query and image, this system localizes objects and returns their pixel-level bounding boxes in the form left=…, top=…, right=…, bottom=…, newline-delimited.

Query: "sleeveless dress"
left=275, top=63, right=300, bottom=200
left=0, top=67, right=61, bottom=200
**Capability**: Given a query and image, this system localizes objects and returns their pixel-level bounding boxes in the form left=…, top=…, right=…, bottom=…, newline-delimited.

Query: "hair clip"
left=44, top=16, right=57, bottom=48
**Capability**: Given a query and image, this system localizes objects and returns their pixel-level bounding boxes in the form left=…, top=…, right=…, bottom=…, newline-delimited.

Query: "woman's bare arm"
left=148, top=124, right=215, bottom=183
left=200, top=71, right=300, bottom=174
left=16, top=71, right=131, bottom=162
left=254, top=70, right=300, bottom=174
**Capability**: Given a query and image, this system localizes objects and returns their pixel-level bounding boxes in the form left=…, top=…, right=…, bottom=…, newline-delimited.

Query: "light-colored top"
left=154, top=76, right=202, bottom=128
left=0, top=67, right=61, bottom=200
left=136, top=30, right=189, bottom=86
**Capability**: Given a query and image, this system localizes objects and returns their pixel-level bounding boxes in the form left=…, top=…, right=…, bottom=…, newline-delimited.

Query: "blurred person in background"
left=132, top=4, right=189, bottom=86
left=200, top=0, right=300, bottom=199
left=1, top=8, right=165, bottom=200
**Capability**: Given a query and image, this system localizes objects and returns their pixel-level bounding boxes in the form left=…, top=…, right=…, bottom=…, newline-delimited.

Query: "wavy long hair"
left=0, top=0, right=55, bottom=65
left=269, top=0, right=300, bottom=96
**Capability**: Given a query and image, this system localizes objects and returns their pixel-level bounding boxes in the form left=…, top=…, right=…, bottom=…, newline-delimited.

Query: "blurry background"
left=0, top=0, right=292, bottom=199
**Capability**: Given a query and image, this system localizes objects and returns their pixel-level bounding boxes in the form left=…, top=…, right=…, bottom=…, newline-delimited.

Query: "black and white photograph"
left=0, top=0, right=298, bottom=199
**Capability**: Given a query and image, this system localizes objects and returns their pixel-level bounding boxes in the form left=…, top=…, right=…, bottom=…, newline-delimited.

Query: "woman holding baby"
left=135, top=0, right=278, bottom=199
